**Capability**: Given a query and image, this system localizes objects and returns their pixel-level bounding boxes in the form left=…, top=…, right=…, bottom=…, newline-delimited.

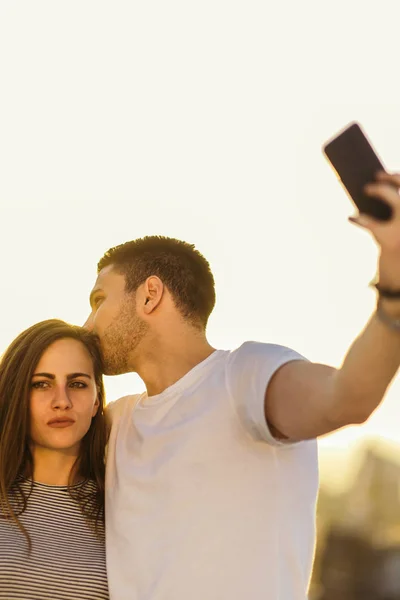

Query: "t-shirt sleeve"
left=105, top=395, right=139, bottom=428
left=225, top=341, right=306, bottom=446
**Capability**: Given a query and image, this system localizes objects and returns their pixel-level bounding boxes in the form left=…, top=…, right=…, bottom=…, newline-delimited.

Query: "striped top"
left=0, top=479, right=109, bottom=600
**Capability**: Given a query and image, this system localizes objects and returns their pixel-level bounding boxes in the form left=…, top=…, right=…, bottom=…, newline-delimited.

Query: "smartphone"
left=323, top=122, right=392, bottom=221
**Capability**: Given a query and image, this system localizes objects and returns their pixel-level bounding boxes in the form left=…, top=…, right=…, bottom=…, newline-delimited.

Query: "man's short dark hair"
left=98, top=236, right=216, bottom=328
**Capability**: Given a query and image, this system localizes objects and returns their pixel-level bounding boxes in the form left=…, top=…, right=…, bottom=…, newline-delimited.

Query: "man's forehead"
left=95, top=264, right=116, bottom=286
left=91, top=265, right=125, bottom=293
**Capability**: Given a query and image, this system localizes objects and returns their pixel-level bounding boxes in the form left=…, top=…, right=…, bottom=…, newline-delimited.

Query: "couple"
left=2, top=171, right=400, bottom=600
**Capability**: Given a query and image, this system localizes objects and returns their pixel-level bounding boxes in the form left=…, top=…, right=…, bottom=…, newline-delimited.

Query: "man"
left=85, top=172, right=400, bottom=600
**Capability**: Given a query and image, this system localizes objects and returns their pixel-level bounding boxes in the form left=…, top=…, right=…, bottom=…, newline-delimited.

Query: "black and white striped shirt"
left=0, top=479, right=109, bottom=600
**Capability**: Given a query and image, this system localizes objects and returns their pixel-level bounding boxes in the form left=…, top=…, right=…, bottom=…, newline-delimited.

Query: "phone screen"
left=323, top=122, right=392, bottom=221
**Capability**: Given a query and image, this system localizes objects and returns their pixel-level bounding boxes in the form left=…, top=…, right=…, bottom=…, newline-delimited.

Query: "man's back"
left=105, top=342, right=318, bottom=600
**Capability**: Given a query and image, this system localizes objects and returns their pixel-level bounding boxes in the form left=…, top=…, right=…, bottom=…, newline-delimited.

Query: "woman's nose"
left=51, top=387, right=72, bottom=410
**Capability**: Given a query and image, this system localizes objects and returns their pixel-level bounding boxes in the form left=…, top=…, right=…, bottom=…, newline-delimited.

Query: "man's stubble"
left=100, top=297, right=149, bottom=375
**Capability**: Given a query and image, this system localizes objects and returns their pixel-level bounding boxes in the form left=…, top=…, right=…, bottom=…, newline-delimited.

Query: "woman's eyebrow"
left=67, top=373, right=92, bottom=380
left=32, top=372, right=55, bottom=379
left=31, top=373, right=92, bottom=380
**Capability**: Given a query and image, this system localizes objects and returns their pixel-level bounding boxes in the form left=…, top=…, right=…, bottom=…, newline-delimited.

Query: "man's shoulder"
left=225, top=340, right=307, bottom=391
left=229, top=340, right=305, bottom=362
left=105, top=394, right=141, bottom=425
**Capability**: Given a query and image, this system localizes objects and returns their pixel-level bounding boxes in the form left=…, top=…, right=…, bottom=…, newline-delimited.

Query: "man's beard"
left=100, top=301, right=149, bottom=375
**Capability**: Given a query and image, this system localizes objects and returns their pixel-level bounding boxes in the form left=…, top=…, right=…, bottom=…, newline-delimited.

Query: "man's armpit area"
left=264, top=359, right=308, bottom=441
left=265, top=360, right=337, bottom=442
left=266, top=418, right=290, bottom=440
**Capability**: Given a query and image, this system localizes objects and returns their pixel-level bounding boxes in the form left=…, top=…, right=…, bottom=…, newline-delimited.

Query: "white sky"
left=1, top=1, right=400, bottom=484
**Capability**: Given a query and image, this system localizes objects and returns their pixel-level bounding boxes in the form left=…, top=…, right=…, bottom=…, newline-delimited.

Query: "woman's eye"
left=31, top=381, right=49, bottom=389
left=69, top=381, right=87, bottom=389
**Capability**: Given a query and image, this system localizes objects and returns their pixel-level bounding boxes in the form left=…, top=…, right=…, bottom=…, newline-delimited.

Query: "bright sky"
left=1, top=2, right=400, bottom=487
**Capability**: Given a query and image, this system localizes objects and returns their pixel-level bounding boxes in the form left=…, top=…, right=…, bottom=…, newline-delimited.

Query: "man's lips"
left=47, top=418, right=75, bottom=428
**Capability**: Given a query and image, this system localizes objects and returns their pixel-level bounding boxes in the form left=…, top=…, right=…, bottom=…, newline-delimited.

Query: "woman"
left=0, top=319, right=109, bottom=599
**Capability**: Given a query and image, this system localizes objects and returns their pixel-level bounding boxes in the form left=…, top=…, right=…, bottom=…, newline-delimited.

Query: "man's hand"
left=352, top=172, right=400, bottom=294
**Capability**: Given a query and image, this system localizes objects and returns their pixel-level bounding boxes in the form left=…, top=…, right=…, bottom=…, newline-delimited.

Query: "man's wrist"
left=378, top=251, right=400, bottom=292
left=376, top=298, right=400, bottom=329
left=374, top=282, right=400, bottom=299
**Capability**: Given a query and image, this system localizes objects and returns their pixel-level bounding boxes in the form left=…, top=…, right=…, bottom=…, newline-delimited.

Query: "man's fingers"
left=364, top=182, right=400, bottom=208
left=375, top=171, right=400, bottom=188
left=348, top=214, right=379, bottom=231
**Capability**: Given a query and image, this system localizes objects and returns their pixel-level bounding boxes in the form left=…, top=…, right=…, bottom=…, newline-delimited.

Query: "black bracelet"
left=372, top=282, right=400, bottom=299
left=376, top=299, right=400, bottom=331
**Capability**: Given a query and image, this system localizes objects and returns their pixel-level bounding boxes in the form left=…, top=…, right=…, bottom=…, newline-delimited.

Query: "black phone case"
left=323, top=122, right=392, bottom=221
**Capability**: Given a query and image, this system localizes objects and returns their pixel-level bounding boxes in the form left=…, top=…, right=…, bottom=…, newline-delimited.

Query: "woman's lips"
left=47, top=420, right=75, bottom=428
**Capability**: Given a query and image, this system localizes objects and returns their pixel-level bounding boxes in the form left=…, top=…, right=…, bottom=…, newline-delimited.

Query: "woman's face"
left=30, top=338, right=99, bottom=454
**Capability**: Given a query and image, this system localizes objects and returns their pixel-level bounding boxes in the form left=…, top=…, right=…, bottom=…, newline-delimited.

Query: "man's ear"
left=142, top=276, right=164, bottom=315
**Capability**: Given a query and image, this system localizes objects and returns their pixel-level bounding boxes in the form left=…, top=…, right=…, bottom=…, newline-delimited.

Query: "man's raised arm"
left=265, top=172, right=400, bottom=441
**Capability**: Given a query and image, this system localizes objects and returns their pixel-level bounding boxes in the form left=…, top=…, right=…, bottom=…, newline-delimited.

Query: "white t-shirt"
left=105, top=342, right=318, bottom=600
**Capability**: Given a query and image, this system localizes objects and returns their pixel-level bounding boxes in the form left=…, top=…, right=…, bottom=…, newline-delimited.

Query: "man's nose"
left=83, top=314, right=94, bottom=331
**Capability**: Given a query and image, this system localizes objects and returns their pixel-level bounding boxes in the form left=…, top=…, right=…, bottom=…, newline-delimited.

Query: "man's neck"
left=136, top=329, right=216, bottom=397
left=31, top=446, right=80, bottom=486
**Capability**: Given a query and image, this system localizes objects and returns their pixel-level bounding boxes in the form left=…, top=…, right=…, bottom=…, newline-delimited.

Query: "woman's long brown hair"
left=0, top=319, right=107, bottom=548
